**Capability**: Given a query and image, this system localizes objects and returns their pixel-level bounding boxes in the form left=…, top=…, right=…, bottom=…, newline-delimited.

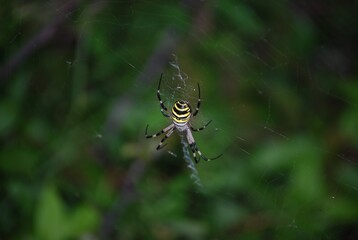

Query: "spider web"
left=67, top=1, right=358, bottom=238
left=5, top=1, right=357, bottom=239
left=163, top=54, right=207, bottom=191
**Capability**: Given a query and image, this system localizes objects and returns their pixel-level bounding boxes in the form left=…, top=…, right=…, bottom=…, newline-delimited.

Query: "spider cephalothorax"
left=145, top=74, right=222, bottom=163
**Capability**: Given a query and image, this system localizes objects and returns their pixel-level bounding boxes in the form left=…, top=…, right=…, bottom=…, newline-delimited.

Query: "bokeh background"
left=1, top=0, right=358, bottom=239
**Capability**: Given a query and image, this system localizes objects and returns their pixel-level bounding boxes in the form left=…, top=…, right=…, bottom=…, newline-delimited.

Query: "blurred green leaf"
left=2, top=1, right=358, bottom=239
left=35, top=185, right=67, bottom=240
left=35, top=185, right=99, bottom=240
left=67, top=205, right=99, bottom=238
left=217, top=1, right=264, bottom=37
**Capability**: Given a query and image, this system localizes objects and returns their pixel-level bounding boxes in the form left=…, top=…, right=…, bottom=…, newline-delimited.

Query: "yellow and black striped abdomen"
left=172, top=100, right=191, bottom=125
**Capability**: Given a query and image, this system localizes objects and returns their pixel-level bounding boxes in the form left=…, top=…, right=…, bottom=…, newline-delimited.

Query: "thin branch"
left=102, top=28, right=180, bottom=141
left=100, top=158, right=147, bottom=239
left=0, top=0, right=79, bottom=82
left=98, top=1, right=208, bottom=238
left=98, top=26, right=181, bottom=240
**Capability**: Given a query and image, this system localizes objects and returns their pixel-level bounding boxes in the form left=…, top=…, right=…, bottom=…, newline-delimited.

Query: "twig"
left=102, top=28, right=180, bottom=141
left=99, top=1, right=208, bottom=238
left=98, top=26, right=181, bottom=240
left=0, top=0, right=79, bottom=82
left=100, top=158, right=147, bottom=239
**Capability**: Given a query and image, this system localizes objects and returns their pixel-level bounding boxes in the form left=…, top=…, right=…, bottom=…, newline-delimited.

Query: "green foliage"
left=35, top=185, right=99, bottom=240
left=1, top=0, right=357, bottom=239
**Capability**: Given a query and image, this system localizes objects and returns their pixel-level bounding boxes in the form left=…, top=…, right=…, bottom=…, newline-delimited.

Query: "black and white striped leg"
left=188, top=143, right=199, bottom=163
left=186, top=128, right=222, bottom=163
left=193, top=83, right=201, bottom=116
left=189, top=142, right=222, bottom=163
left=192, top=143, right=223, bottom=162
left=190, top=120, right=212, bottom=132
left=160, top=100, right=170, bottom=117
left=145, top=124, right=174, bottom=138
left=156, top=127, right=175, bottom=150
left=157, top=74, right=169, bottom=117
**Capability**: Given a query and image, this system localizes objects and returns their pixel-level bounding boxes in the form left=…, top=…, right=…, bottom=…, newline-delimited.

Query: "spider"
left=145, top=74, right=222, bottom=163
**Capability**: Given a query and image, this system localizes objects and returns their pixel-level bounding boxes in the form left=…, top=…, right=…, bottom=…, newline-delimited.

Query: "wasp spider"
left=145, top=74, right=222, bottom=163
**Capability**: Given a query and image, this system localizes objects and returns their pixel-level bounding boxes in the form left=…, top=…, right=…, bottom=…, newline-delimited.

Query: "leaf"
left=35, top=185, right=68, bottom=240
left=67, top=205, right=99, bottom=238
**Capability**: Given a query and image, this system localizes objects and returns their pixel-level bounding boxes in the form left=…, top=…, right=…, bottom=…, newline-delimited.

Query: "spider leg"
left=190, top=120, right=212, bottom=132
left=160, top=100, right=170, bottom=117
left=145, top=124, right=174, bottom=138
left=156, top=127, right=175, bottom=150
left=186, top=128, right=222, bottom=163
left=193, top=83, right=201, bottom=116
left=193, top=144, right=223, bottom=161
left=188, top=142, right=200, bottom=163
left=157, top=74, right=169, bottom=117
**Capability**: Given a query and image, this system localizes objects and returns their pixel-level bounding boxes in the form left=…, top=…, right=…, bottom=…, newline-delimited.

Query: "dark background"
left=1, top=0, right=357, bottom=239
